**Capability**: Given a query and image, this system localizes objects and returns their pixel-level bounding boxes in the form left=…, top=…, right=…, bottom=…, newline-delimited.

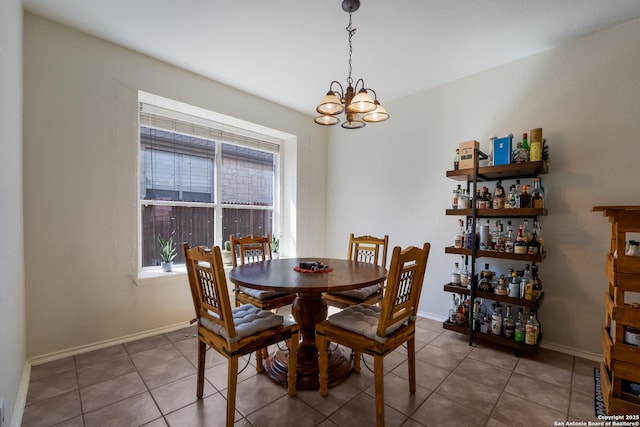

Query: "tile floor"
left=22, top=315, right=603, bottom=427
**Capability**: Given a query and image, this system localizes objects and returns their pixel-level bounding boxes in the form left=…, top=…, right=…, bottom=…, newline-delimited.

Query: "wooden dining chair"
left=323, top=234, right=389, bottom=309
left=316, top=243, right=431, bottom=427
left=230, top=234, right=296, bottom=310
left=183, top=243, right=299, bottom=427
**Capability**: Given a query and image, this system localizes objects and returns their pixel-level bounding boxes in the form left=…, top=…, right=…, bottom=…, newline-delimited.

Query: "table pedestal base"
left=262, top=292, right=353, bottom=390
left=263, top=346, right=353, bottom=390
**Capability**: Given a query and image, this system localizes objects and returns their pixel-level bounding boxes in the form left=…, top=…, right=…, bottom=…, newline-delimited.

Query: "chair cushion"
left=328, top=284, right=381, bottom=300
left=239, top=286, right=289, bottom=301
left=200, top=304, right=284, bottom=343
left=327, top=303, right=405, bottom=343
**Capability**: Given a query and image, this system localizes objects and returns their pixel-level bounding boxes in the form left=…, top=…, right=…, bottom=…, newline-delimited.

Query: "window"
left=139, top=94, right=280, bottom=269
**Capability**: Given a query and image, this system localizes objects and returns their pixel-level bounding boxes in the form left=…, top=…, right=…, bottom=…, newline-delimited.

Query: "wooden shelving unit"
left=443, top=151, right=548, bottom=353
left=593, top=205, right=640, bottom=415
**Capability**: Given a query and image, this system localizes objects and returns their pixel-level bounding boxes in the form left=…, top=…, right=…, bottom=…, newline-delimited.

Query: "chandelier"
left=314, top=0, right=389, bottom=129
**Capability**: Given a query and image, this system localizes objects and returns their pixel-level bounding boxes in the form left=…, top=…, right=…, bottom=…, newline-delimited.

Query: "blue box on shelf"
left=493, top=136, right=512, bottom=166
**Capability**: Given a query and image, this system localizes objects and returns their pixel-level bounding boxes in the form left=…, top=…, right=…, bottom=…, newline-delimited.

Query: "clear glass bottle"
left=504, top=221, right=514, bottom=253
left=452, top=184, right=461, bottom=209
left=508, top=184, right=518, bottom=209
left=454, top=219, right=464, bottom=249
left=449, top=294, right=459, bottom=323
left=503, top=305, right=515, bottom=339
left=522, top=219, right=532, bottom=243
left=451, top=262, right=461, bottom=286
left=508, top=270, right=520, bottom=298
left=453, top=148, right=460, bottom=170
left=525, top=311, right=540, bottom=345
left=491, top=304, right=502, bottom=336
left=460, top=258, right=470, bottom=289
left=534, top=220, right=544, bottom=254
left=521, top=264, right=532, bottom=300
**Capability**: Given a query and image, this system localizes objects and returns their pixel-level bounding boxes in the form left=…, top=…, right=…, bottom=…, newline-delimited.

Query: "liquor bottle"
left=460, top=259, right=470, bottom=289
left=464, top=220, right=475, bottom=250
left=449, top=294, right=459, bottom=323
left=522, top=264, right=533, bottom=300
left=451, top=262, right=461, bottom=286
left=457, top=188, right=468, bottom=209
left=534, top=221, right=544, bottom=254
left=493, top=181, right=506, bottom=209
left=532, top=177, right=544, bottom=208
left=496, top=222, right=506, bottom=252
left=453, top=148, right=460, bottom=170
left=527, top=227, right=541, bottom=255
left=503, top=305, right=515, bottom=339
left=490, top=220, right=501, bottom=251
left=504, top=221, right=514, bottom=253
left=454, top=219, right=464, bottom=249
left=521, top=133, right=530, bottom=162
left=452, top=184, right=461, bottom=209
left=479, top=219, right=491, bottom=250
left=515, top=308, right=525, bottom=343
left=517, top=185, right=532, bottom=208
left=508, top=184, right=518, bottom=209
left=478, top=263, right=494, bottom=292
left=472, top=300, right=482, bottom=331
left=514, top=225, right=527, bottom=254
left=508, top=271, right=520, bottom=298
left=456, top=297, right=467, bottom=326
left=478, top=186, right=490, bottom=209
left=531, top=263, right=543, bottom=300
left=522, top=219, right=532, bottom=243
left=491, top=304, right=503, bottom=336
left=529, top=128, right=542, bottom=162
left=482, top=186, right=492, bottom=209
left=525, top=312, right=540, bottom=345
left=515, top=179, right=522, bottom=198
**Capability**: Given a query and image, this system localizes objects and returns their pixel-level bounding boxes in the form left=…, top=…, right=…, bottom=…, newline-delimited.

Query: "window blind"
left=139, top=103, right=280, bottom=154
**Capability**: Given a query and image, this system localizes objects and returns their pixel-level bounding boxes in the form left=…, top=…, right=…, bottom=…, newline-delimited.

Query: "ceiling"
left=23, top=0, right=640, bottom=117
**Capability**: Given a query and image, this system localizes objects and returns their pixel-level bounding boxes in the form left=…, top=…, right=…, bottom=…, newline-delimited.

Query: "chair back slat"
left=377, top=243, right=430, bottom=337
left=231, top=234, right=272, bottom=267
left=348, top=234, right=389, bottom=268
left=183, top=243, right=237, bottom=339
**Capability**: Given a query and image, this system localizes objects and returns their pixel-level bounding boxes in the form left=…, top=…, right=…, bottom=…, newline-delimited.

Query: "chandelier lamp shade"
left=314, top=0, right=389, bottom=129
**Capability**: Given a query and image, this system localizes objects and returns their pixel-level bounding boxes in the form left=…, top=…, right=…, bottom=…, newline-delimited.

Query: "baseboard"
left=29, top=321, right=192, bottom=366
left=9, top=362, right=30, bottom=427
left=539, top=341, right=603, bottom=362
left=417, top=310, right=603, bottom=362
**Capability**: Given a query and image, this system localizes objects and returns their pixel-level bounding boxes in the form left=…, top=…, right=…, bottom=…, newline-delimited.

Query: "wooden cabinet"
left=443, top=150, right=548, bottom=354
left=592, top=205, right=640, bottom=415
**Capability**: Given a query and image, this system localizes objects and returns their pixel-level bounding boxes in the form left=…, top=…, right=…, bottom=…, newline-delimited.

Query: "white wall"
left=325, top=18, right=640, bottom=357
left=23, top=13, right=328, bottom=358
left=0, top=0, right=27, bottom=424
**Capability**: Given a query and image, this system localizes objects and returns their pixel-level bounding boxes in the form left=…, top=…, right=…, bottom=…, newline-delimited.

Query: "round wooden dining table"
left=228, top=257, right=387, bottom=390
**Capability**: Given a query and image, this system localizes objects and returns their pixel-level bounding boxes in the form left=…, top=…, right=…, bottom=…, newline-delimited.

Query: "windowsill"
left=134, top=264, right=233, bottom=286
left=134, top=265, right=187, bottom=286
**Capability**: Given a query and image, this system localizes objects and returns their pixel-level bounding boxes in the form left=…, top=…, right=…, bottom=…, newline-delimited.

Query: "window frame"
left=137, top=92, right=282, bottom=273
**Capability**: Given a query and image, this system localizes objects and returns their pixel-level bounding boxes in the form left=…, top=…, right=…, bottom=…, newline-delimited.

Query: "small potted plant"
left=158, top=234, right=177, bottom=272
left=221, top=240, right=233, bottom=266
left=271, top=236, right=280, bottom=259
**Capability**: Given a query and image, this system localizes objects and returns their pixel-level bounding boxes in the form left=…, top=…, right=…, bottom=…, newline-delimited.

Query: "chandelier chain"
left=346, top=12, right=356, bottom=86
